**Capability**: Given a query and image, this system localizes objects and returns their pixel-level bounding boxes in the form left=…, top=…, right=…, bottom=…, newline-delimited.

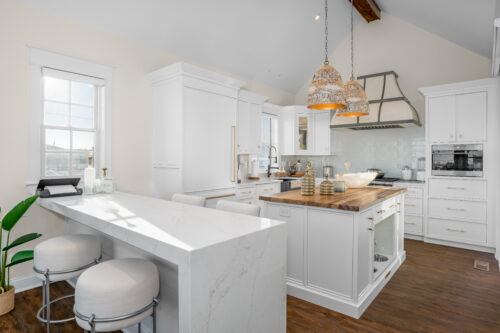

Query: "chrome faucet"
left=267, top=145, right=279, bottom=177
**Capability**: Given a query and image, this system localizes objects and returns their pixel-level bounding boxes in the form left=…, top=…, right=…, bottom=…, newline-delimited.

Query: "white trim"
left=28, top=47, right=112, bottom=183
left=11, top=274, right=42, bottom=293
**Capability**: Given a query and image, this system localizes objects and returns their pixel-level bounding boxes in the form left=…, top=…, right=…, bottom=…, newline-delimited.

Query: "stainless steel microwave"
left=431, top=144, right=483, bottom=177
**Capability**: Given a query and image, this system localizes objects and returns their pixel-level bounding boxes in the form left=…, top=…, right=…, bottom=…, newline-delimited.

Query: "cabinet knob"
left=257, top=145, right=261, bottom=148
left=449, top=134, right=453, bottom=138
left=458, top=134, right=463, bottom=138
left=368, top=227, right=374, bottom=231
left=237, top=144, right=240, bottom=148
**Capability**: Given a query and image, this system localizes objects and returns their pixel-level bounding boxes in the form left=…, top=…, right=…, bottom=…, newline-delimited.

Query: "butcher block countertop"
left=259, top=186, right=406, bottom=212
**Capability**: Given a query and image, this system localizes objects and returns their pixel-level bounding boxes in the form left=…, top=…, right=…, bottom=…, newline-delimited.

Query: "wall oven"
left=431, top=144, right=483, bottom=177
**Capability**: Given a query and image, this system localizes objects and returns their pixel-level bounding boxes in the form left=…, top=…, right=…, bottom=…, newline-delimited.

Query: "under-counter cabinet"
left=394, top=182, right=425, bottom=237
left=261, top=188, right=405, bottom=319
left=420, top=78, right=498, bottom=253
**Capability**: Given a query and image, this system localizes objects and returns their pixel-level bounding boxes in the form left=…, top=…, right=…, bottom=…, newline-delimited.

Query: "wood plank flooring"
left=0, top=240, right=498, bottom=332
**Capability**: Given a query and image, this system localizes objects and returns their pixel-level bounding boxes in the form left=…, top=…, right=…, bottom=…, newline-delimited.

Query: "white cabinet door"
left=266, top=204, right=306, bottom=284
left=357, top=210, right=374, bottom=298
left=295, top=113, right=313, bottom=155
left=307, top=209, right=354, bottom=298
left=280, top=108, right=296, bottom=155
left=456, top=92, right=487, bottom=142
left=184, top=87, right=236, bottom=192
left=428, top=95, right=455, bottom=143
left=313, top=111, right=331, bottom=155
left=237, top=100, right=261, bottom=154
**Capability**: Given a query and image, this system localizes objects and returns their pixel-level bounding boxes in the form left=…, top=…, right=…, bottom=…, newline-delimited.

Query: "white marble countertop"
left=39, top=191, right=285, bottom=264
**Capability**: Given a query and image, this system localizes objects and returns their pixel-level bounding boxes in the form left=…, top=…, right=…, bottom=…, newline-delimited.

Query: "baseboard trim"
left=10, top=274, right=41, bottom=293
left=424, top=237, right=495, bottom=253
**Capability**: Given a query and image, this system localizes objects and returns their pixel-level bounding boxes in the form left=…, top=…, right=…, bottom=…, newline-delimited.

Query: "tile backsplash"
left=281, top=126, right=425, bottom=179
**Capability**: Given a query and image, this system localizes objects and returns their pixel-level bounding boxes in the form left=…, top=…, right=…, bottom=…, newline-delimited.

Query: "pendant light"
left=336, top=0, right=369, bottom=117
left=307, top=0, right=346, bottom=110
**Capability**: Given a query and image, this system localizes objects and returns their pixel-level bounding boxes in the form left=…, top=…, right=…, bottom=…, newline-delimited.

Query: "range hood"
left=330, top=71, right=421, bottom=130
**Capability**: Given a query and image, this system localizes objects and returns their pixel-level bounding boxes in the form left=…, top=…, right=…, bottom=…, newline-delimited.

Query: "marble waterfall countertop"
left=39, top=191, right=287, bottom=332
left=39, top=191, right=285, bottom=263
left=259, top=186, right=406, bottom=211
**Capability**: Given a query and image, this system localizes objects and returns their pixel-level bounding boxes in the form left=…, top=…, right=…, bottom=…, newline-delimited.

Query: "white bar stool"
left=171, top=193, right=206, bottom=207
left=34, top=234, right=101, bottom=333
left=216, top=200, right=261, bottom=216
left=73, top=258, right=160, bottom=333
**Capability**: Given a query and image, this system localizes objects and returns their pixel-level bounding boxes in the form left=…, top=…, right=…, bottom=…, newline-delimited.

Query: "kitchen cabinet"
left=456, top=92, right=487, bottom=142
left=237, top=90, right=268, bottom=155
left=420, top=78, right=498, bottom=252
left=149, top=62, right=244, bottom=199
left=394, top=182, right=425, bottom=236
left=427, top=92, right=487, bottom=144
left=281, top=105, right=335, bottom=155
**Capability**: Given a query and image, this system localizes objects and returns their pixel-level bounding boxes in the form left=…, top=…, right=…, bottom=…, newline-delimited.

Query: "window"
left=256, top=115, right=279, bottom=171
left=29, top=47, right=112, bottom=183
left=41, top=69, right=102, bottom=177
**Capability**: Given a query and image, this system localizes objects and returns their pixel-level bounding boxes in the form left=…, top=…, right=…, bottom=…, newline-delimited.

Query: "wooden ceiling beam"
left=348, top=0, right=381, bottom=23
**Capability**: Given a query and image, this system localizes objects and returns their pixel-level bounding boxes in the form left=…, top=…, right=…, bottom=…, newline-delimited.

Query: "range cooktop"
left=370, top=178, right=400, bottom=187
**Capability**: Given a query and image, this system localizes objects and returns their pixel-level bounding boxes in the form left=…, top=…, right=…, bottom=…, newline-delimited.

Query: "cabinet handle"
left=458, top=134, right=463, bottom=138
left=405, top=222, right=417, bottom=225
left=257, top=145, right=261, bottom=148
left=447, top=187, right=465, bottom=190
left=367, top=217, right=374, bottom=221
left=206, top=193, right=236, bottom=200
left=232, top=126, right=236, bottom=182
left=397, top=211, right=401, bottom=213
left=368, top=227, right=374, bottom=231
left=240, top=191, right=252, bottom=195
left=385, top=271, right=391, bottom=279
left=446, top=228, right=465, bottom=233
left=406, top=204, right=417, bottom=207
left=377, top=210, right=386, bottom=214
left=447, top=207, right=465, bottom=212
left=449, top=134, right=453, bottom=138
left=389, top=204, right=396, bottom=208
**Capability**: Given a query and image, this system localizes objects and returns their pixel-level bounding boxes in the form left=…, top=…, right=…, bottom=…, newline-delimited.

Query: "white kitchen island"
left=260, top=186, right=406, bottom=319
left=39, top=192, right=286, bottom=333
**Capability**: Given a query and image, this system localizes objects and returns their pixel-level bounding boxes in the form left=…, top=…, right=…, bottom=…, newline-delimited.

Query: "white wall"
left=294, top=12, right=491, bottom=176
left=0, top=0, right=294, bottom=280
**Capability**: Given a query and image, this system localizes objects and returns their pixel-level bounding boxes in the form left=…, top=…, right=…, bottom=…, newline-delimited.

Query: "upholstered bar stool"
left=34, top=234, right=101, bottom=333
left=74, top=258, right=160, bottom=333
left=171, top=193, right=206, bottom=207
left=216, top=200, right=261, bottom=216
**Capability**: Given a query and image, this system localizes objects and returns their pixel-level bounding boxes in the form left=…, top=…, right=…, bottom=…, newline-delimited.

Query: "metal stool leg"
left=41, top=280, right=46, bottom=321
left=152, top=299, right=158, bottom=333
left=138, top=322, right=141, bottom=333
left=45, top=276, right=51, bottom=333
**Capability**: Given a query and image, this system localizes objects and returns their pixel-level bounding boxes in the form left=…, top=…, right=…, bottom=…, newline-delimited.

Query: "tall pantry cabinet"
left=148, top=63, right=245, bottom=199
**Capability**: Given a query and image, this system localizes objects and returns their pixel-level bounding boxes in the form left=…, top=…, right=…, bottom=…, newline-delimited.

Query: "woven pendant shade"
left=336, top=79, right=369, bottom=117
left=307, top=63, right=346, bottom=110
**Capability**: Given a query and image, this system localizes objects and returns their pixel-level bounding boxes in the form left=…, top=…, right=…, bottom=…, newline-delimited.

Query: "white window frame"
left=28, top=47, right=112, bottom=184
left=256, top=112, right=280, bottom=172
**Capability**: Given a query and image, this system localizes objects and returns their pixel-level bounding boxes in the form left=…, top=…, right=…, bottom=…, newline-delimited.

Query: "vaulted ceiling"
left=17, top=0, right=496, bottom=93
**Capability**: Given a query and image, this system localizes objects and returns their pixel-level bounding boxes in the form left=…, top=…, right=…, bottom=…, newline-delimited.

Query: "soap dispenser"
left=100, top=168, right=115, bottom=193
left=83, top=156, right=96, bottom=195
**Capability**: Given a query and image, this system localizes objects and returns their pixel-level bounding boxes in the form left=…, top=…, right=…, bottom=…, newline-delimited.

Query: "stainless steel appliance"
left=431, top=144, right=483, bottom=177
left=280, top=178, right=301, bottom=192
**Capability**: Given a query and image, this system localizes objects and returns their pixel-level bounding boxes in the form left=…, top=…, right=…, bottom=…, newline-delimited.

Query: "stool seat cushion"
left=75, top=258, right=159, bottom=331
left=34, top=234, right=101, bottom=282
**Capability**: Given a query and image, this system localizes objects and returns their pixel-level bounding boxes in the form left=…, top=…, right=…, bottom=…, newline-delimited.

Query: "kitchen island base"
left=261, top=188, right=406, bottom=319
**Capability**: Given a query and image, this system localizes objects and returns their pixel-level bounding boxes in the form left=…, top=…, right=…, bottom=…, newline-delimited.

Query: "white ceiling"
left=18, top=0, right=496, bottom=93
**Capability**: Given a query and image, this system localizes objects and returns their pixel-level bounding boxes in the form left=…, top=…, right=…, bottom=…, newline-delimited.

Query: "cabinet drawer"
left=429, top=178, right=486, bottom=201
left=428, top=198, right=486, bottom=223
left=404, top=198, right=423, bottom=216
left=404, top=187, right=423, bottom=198
left=403, top=215, right=423, bottom=235
left=428, top=218, right=486, bottom=243
left=236, top=186, right=256, bottom=198
left=256, top=183, right=281, bottom=196
left=372, top=198, right=397, bottom=222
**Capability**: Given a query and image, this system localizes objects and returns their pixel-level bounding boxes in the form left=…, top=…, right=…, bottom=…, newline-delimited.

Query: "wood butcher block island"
left=261, top=186, right=407, bottom=319
left=259, top=186, right=406, bottom=211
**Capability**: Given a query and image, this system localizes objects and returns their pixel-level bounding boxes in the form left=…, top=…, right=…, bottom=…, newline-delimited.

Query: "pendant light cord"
left=324, top=0, right=329, bottom=65
left=350, top=0, right=354, bottom=80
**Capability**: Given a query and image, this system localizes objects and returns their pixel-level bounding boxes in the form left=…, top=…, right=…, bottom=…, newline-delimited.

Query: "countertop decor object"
left=401, top=166, right=412, bottom=181
left=307, top=0, right=346, bottom=111
left=336, top=172, right=377, bottom=188
left=333, top=180, right=345, bottom=192
left=306, top=162, right=315, bottom=183
left=0, top=195, right=41, bottom=316
left=320, top=175, right=334, bottom=195
left=336, top=0, right=369, bottom=117
left=301, top=169, right=315, bottom=196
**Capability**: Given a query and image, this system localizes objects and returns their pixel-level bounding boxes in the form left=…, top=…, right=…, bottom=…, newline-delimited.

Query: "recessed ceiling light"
left=314, top=15, right=320, bottom=21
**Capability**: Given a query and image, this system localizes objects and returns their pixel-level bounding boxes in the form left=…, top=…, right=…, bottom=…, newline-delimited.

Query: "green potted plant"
left=0, top=195, right=41, bottom=315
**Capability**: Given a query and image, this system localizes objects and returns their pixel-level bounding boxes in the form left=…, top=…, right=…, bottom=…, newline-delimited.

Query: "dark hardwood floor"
left=0, top=240, right=498, bottom=332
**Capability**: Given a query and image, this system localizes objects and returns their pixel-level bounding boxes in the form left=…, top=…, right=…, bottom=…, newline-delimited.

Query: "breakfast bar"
left=260, top=186, right=406, bottom=318
left=39, top=192, right=287, bottom=333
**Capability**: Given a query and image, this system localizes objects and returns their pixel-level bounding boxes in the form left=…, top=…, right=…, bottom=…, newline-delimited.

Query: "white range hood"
left=330, top=71, right=421, bottom=130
